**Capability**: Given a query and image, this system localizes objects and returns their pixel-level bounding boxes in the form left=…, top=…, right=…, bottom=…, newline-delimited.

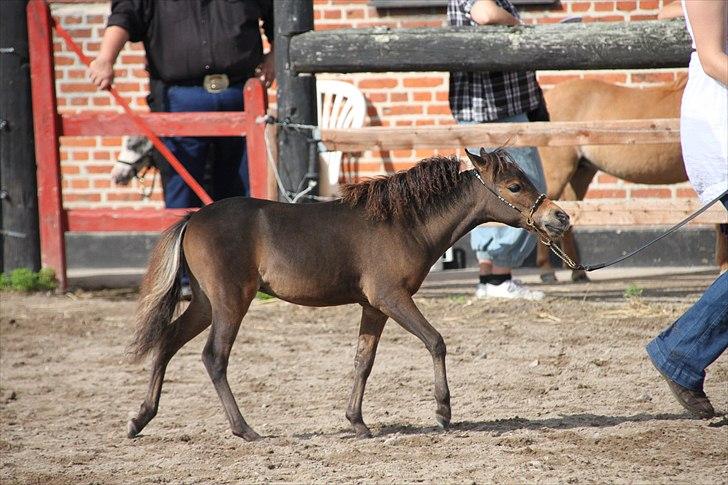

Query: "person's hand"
left=88, top=57, right=115, bottom=90
left=256, top=50, right=275, bottom=88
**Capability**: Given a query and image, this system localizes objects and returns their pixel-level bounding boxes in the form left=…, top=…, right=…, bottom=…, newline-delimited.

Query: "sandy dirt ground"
left=1, top=269, right=727, bottom=484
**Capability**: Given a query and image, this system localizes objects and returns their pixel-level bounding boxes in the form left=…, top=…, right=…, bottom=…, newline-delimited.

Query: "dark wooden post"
left=0, top=0, right=41, bottom=273
left=273, top=0, right=317, bottom=201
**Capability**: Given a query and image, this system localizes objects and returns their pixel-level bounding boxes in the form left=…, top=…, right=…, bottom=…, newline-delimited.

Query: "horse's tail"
left=128, top=214, right=191, bottom=363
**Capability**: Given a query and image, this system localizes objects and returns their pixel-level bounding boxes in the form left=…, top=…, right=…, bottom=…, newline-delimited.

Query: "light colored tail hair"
left=128, top=215, right=190, bottom=362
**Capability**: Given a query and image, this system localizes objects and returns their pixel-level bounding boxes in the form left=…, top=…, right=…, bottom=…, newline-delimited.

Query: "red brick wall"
left=49, top=0, right=692, bottom=209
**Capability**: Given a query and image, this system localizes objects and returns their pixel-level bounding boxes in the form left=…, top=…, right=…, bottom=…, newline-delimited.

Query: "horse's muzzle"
left=539, top=204, right=571, bottom=239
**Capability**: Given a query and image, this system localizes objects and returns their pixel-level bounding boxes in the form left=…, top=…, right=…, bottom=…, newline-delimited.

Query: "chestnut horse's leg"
left=564, top=164, right=597, bottom=282
left=346, top=305, right=388, bottom=438
left=717, top=224, right=728, bottom=274
left=201, top=286, right=260, bottom=441
left=128, top=294, right=212, bottom=438
left=375, top=294, right=451, bottom=429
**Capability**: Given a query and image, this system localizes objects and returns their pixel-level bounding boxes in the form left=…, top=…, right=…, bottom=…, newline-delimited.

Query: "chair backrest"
left=316, top=80, right=367, bottom=185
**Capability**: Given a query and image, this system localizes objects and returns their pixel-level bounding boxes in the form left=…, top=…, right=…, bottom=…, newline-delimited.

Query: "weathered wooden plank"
left=320, top=118, right=680, bottom=151
left=558, top=200, right=727, bottom=225
left=290, top=20, right=691, bottom=73
left=65, top=208, right=194, bottom=232
left=61, top=112, right=248, bottom=137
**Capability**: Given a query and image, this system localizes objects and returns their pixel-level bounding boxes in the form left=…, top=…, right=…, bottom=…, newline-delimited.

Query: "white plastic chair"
left=316, top=80, right=367, bottom=186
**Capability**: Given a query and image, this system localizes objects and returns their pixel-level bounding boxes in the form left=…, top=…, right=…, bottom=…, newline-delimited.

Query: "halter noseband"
left=471, top=169, right=579, bottom=270
left=471, top=169, right=546, bottom=227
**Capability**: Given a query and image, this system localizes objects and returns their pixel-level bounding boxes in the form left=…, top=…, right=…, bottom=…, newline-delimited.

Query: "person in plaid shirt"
left=449, top=0, right=549, bottom=300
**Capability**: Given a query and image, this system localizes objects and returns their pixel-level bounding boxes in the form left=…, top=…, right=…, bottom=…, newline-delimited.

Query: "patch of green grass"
left=623, top=283, right=644, bottom=299
left=448, top=294, right=467, bottom=304
left=256, top=291, right=275, bottom=301
left=0, top=267, right=57, bottom=292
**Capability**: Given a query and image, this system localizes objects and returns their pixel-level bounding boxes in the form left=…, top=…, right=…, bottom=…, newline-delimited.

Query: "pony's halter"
left=471, top=169, right=580, bottom=270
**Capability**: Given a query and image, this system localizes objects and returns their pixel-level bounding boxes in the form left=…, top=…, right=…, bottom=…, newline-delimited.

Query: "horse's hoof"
left=234, top=429, right=262, bottom=441
left=355, top=429, right=373, bottom=439
left=436, top=414, right=450, bottom=430
left=540, top=272, right=558, bottom=283
left=127, top=419, right=141, bottom=439
left=571, top=271, right=590, bottom=283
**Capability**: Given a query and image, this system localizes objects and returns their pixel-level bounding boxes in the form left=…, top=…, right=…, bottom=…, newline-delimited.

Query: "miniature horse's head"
left=467, top=148, right=570, bottom=240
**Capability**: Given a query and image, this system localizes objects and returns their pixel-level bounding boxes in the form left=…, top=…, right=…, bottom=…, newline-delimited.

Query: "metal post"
left=273, top=0, right=317, bottom=201
left=0, top=0, right=41, bottom=274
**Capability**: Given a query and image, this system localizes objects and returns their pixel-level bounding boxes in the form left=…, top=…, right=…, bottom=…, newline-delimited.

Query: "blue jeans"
left=465, top=113, right=547, bottom=267
left=646, top=196, right=728, bottom=390
left=161, top=84, right=249, bottom=208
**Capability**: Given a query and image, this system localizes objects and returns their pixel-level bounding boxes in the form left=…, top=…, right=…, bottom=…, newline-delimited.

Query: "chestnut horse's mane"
left=340, top=150, right=516, bottom=223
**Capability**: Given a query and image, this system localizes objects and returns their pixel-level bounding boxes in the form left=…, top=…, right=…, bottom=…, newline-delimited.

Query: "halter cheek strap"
left=471, top=169, right=579, bottom=269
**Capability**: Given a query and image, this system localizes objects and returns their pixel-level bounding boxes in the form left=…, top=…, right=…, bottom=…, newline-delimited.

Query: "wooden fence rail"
left=320, top=119, right=681, bottom=151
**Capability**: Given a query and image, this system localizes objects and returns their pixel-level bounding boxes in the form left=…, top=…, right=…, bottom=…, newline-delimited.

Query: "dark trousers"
left=160, top=84, right=249, bottom=208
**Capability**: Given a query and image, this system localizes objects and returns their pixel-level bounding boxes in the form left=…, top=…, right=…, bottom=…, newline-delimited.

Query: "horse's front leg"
left=346, top=305, right=387, bottom=438
left=374, top=293, right=451, bottom=429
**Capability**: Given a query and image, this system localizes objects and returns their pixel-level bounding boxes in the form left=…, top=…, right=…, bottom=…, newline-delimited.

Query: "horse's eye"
left=507, top=183, right=521, bottom=193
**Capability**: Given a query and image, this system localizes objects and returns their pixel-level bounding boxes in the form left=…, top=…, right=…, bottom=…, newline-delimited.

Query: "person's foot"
left=475, top=280, right=545, bottom=301
left=654, top=367, right=715, bottom=419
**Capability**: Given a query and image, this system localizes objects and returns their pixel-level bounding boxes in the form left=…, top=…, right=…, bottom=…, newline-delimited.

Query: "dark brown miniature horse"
left=126, top=148, right=570, bottom=441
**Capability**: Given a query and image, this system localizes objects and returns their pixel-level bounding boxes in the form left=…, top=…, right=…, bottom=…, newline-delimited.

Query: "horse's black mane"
left=340, top=149, right=516, bottom=223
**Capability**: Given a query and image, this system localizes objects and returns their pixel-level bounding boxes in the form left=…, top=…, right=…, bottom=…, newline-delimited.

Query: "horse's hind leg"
left=202, top=285, right=260, bottom=441
left=374, top=293, right=451, bottom=429
left=346, top=305, right=388, bottom=438
left=128, top=295, right=212, bottom=438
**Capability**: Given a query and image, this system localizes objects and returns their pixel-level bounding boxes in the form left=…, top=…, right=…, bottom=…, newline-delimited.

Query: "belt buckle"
left=203, top=74, right=229, bottom=93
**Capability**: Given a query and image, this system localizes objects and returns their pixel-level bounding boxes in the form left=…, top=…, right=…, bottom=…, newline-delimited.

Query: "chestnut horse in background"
left=537, top=75, right=728, bottom=281
left=125, top=149, right=570, bottom=441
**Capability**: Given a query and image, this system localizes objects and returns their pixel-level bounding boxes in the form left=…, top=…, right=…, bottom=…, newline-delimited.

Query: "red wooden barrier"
left=26, top=0, right=270, bottom=290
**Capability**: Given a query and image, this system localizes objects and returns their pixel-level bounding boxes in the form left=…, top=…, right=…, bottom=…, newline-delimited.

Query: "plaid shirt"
left=448, top=0, right=543, bottom=122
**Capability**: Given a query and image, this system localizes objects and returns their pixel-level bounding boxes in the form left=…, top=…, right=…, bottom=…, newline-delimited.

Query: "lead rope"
left=472, top=170, right=727, bottom=272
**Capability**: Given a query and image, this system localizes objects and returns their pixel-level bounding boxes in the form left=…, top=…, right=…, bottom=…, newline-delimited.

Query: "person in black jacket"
left=88, top=0, right=274, bottom=208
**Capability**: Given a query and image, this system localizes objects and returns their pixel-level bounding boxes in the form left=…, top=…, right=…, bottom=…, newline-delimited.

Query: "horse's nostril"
left=555, top=210, right=570, bottom=224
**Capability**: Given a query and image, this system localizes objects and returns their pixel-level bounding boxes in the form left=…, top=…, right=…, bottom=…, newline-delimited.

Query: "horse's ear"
left=465, top=148, right=484, bottom=166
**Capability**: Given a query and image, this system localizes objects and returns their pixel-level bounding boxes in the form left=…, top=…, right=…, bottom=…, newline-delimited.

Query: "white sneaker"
left=475, top=279, right=545, bottom=301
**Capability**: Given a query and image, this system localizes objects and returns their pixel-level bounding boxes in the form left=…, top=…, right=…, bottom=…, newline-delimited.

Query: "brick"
left=101, top=137, right=124, bottom=147
left=383, top=105, right=422, bottom=116
left=676, top=187, right=698, bottom=198
left=638, top=0, right=659, bottom=9
left=392, top=150, right=415, bottom=159
left=427, top=105, right=451, bottom=115
left=403, top=77, right=443, bottom=88
left=55, top=55, right=76, bottom=66
left=64, top=193, right=101, bottom=202
left=67, top=28, right=93, bottom=38
left=315, top=23, right=351, bottom=31
left=61, top=165, right=80, bottom=175
left=358, top=78, right=398, bottom=89
left=413, top=92, right=432, bottom=102
left=70, top=98, right=89, bottom=107
left=571, top=2, right=592, bottom=12
left=435, top=92, right=449, bottom=102
left=582, top=73, right=628, bottom=84
left=88, top=15, right=105, bottom=24
left=630, top=72, right=675, bottom=83
left=389, top=92, right=408, bottom=102
left=85, top=164, right=112, bottom=174
left=71, top=151, right=90, bottom=161
left=120, top=54, right=146, bottom=64
left=367, top=92, right=387, bottom=102
left=415, top=119, right=436, bottom=126
left=68, top=179, right=90, bottom=189
left=92, top=179, right=112, bottom=189
left=62, top=137, right=97, bottom=147
left=395, top=120, right=414, bottom=126
left=584, top=188, right=626, bottom=199
left=537, top=74, right=582, bottom=85
left=345, top=8, right=366, bottom=19
left=616, top=1, right=637, bottom=11
left=59, top=83, right=94, bottom=93
left=629, top=14, right=658, bottom=20
left=92, top=98, right=112, bottom=107
left=631, top=188, right=672, bottom=198
left=594, top=1, right=616, bottom=11
left=596, top=173, right=619, bottom=184
left=323, top=9, right=342, bottom=19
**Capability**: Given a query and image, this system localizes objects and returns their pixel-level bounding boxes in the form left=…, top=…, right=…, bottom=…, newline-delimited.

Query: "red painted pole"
left=52, top=18, right=214, bottom=206
left=243, top=78, right=269, bottom=200
left=27, top=0, right=67, bottom=290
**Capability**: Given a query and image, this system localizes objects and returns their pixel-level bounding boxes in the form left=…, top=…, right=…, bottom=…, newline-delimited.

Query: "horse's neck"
left=418, top=176, right=491, bottom=254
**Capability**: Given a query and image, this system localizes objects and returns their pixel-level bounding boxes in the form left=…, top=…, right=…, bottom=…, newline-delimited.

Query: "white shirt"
left=680, top=0, right=728, bottom=203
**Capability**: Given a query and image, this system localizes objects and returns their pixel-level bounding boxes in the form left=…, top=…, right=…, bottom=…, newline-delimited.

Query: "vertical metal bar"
left=243, top=78, right=270, bottom=199
left=27, top=0, right=67, bottom=290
